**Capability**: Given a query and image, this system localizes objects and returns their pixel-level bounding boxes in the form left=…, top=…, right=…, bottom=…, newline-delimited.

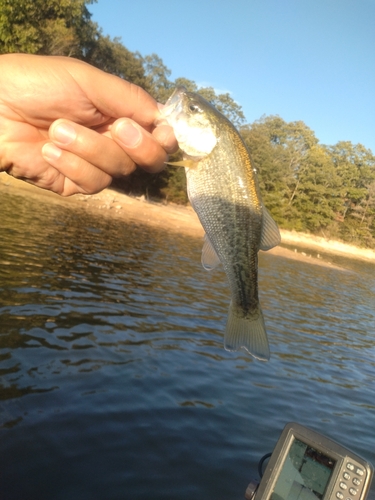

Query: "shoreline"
left=279, top=230, right=375, bottom=262
left=2, top=173, right=374, bottom=269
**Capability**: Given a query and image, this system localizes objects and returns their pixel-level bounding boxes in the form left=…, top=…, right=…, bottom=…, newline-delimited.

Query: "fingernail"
left=42, top=142, right=62, bottom=161
left=52, top=123, right=76, bottom=145
left=116, top=121, right=141, bottom=148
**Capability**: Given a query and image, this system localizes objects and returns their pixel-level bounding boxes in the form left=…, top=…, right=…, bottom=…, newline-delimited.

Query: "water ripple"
left=1, top=189, right=374, bottom=499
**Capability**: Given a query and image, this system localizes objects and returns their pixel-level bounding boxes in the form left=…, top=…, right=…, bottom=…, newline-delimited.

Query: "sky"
left=88, top=0, right=375, bottom=153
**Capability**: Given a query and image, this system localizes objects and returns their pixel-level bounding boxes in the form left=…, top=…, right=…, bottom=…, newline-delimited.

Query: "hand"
left=0, top=53, right=177, bottom=196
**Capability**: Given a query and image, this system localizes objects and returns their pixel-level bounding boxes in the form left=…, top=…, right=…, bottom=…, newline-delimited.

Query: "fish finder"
left=247, top=422, right=373, bottom=500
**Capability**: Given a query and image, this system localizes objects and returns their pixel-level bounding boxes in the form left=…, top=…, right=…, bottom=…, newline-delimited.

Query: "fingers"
left=46, top=119, right=137, bottom=176
left=66, top=59, right=179, bottom=152
left=151, top=124, right=179, bottom=155
left=41, top=143, right=113, bottom=195
left=44, top=118, right=177, bottom=182
left=110, top=118, right=175, bottom=172
left=60, top=57, right=160, bottom=128
left=40, top=117, right=176, bottom=195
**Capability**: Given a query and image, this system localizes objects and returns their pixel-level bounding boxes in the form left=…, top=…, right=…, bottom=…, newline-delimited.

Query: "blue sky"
left=88, top=0, right=375, bottom=153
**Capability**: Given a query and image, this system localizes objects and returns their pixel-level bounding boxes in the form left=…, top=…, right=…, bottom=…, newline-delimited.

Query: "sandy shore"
left=2, top=173, right=374, bottom=269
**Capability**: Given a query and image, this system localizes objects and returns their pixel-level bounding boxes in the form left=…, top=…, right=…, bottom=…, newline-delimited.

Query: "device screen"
left=270, top=438, right=337, bottom=500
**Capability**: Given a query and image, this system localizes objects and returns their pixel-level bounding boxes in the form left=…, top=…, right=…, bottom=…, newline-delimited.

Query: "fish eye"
left=189, top=103, right=201, bottom=113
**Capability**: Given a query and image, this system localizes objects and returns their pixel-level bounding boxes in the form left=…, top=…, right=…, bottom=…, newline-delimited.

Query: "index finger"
left=62, top=58, right=161, bottom=129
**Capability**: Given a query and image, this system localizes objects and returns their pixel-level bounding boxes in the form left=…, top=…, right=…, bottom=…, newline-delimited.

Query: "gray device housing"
left=254, top=422, right=373, bottom=500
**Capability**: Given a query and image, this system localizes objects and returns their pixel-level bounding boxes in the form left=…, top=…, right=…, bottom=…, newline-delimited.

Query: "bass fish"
left=161, top=87, right=280, bottom=360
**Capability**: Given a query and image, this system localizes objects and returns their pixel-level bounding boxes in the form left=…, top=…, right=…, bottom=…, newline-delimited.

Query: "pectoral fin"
left=259, top=207, right=281, bottom=251
left=201, top=234, right=221, bottom=271
left=164, top=160, right=198, bottom=169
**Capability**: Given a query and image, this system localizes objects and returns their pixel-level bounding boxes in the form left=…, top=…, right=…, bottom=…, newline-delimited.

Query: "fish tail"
left=224, top=302, right=270, bottom=361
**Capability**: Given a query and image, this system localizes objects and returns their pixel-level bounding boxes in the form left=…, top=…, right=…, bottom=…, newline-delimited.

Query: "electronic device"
left=248, top=422, right=373, bottom=500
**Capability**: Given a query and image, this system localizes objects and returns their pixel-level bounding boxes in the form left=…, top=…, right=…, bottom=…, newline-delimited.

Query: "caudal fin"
left=224, top=303, right=270, bottom=361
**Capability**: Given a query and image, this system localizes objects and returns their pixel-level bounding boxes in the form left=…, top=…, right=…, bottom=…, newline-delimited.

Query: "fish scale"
left=187, top=145, right=262, bottom=315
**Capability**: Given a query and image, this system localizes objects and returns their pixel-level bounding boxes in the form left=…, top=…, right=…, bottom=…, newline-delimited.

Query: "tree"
left=241, top=118, right=289, bottom=222
left=349, top=180, right=375, bottom=246
left=84, top=35, right=148, bottom=88
left=2, top=0, right=374, bottom=247
left=0, top=0, right=95, bottom=56
left=241, top=115, right=319, bottom=229
left=291, top=145, right=342, bottom=232
left=327, top=141, right=375, bottom=243
left=142, top=53, right=173, bottom=103
left=197, top=87, right=245, bottom=128
left=172, top=79, right=246, bottom=128
left=159, top=167, right=188, bottom=204
left=143, top=60, right=246, bottom=127
left=173, top=77, right=198, bottom=93
left=0, top=0, right=149, bottom=89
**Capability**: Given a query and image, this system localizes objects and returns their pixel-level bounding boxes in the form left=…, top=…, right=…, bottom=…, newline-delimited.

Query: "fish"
left=161, top=87, right=280, bottom=360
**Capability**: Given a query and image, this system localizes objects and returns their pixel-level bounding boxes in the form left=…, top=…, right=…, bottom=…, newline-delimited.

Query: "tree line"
left=1, top=0, right=374, bottom=247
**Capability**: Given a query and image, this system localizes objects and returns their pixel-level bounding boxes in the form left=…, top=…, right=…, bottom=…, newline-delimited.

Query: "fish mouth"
left=165, top=86, right=187, bottom=107
left=161, top=86, right=187, bottom=120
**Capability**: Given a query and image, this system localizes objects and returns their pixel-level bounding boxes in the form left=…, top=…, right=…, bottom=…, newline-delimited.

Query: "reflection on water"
left=1, top=188, right=374, bottom=500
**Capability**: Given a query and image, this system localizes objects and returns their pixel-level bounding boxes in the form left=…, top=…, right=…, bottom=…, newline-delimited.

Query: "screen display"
left=270, top=438, right=336, bottom=500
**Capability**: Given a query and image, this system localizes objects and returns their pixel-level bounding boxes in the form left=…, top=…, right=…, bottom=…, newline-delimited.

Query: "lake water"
left=1, top=187, right=374, bottom=500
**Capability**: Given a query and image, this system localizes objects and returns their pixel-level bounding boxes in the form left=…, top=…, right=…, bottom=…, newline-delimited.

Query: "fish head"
left=161, top=86, right=220, bottom=159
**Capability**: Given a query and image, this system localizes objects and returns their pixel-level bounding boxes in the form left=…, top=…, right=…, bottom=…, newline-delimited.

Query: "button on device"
left=343, top=472, right=350, bottom=480
left=340, top=482, right=348, bottom=490
left=355, top=467, right=364, bottom=476
left=352, top=477, right=361, bottom=486
left=336, top=492, right=344, bottom=499
left=347, top=463, right=355, bottom=471
left=349, top=487, right=358, bottom=496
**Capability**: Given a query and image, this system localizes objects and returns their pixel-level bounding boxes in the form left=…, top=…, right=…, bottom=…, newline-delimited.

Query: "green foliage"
left=196, top=87, right=245, bottom=128
left=170, top=79, right=246, bottom=128
left=1, top=0, right=374, bottom=247
left=142, top=53, right=173, bottom=103
left=326, top=142, right=375, bottom=244
left=84, top=35, right=148, bottom=88
left=142, top=58, right=246, bottom=127
left=159, top=168, right=188, bottom=204
left=241, top=116, right=320, bottom=224
left=241, top=117, right=375, bottom=246
left=0, top=0, right=94, bottom=56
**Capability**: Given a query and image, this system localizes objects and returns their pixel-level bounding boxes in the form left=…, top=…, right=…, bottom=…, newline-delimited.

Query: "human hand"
left=0, top=53, right=177, bottom=196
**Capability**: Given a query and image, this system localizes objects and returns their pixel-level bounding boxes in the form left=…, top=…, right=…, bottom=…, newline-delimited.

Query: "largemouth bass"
left=161, top=87, right=280, bottom=360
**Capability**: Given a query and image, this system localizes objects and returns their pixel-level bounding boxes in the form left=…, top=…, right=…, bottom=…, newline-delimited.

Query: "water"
left=1, top=188, right=374, bottom=500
